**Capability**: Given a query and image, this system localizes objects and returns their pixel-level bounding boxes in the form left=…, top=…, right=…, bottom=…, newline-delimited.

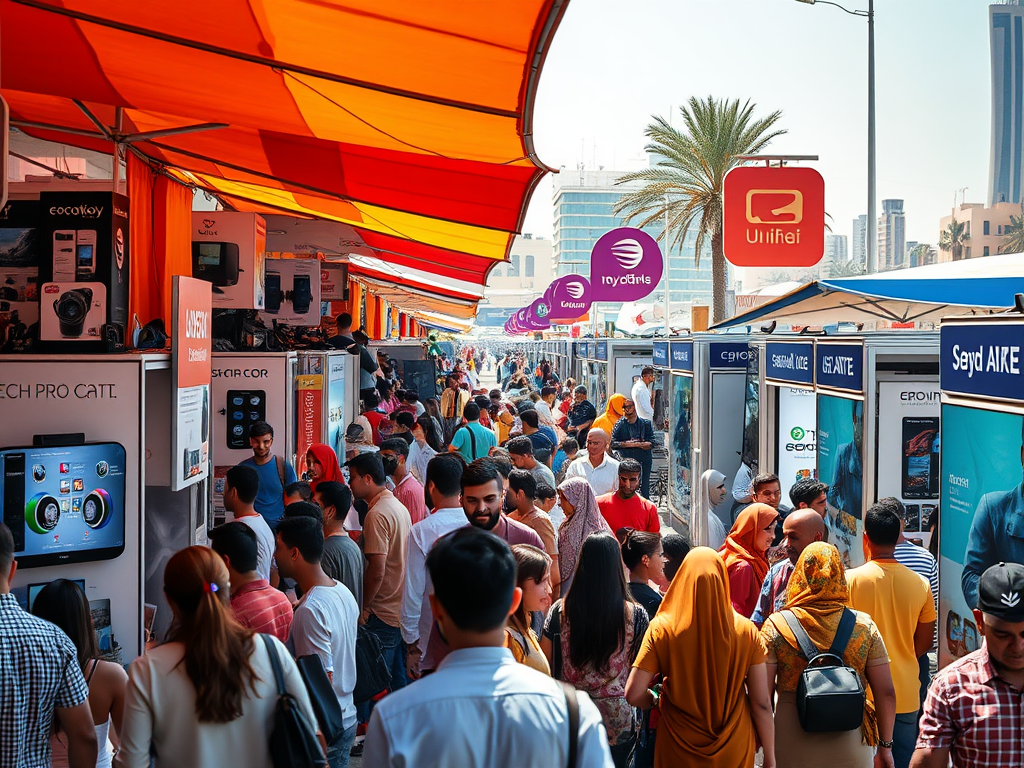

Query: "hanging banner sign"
left=723, top=166, right=825, bottom=267
left=522, top=298, right=551, bottom=331
left=296, top=374, right=323, bottom=463
left=670, top=341, right=693, bottom=372
left=816, top=343, right=865, bottom=393
left=653, top=340, right=669, bottom=368
left=546, top=275, right=593, bottom=322
left=765, top=341, right=814, bottom=385
left=941, top=322, right=1024, bottom=403
left=171, top=276, right=212, bottom=491
left=709, top=342, right=750, bottom=370
left=589, top=228, right=664, bottom=302
left=596, top=340, right=608, bottom=361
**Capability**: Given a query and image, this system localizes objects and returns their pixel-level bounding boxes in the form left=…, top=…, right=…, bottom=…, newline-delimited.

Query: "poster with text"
left=741, top=347, right=760, bottom=474
left=171, top=277, right=212, bottom=491
left=817, top=394, right=864, bottom=567
left=939, top=403, right=1024, bottom=668
left=777, top=387, right=817, bottom=490
left=669, top=374, right=693, bottom=521
left=327, top=356, right=347, bottom=459
left=876, top=381, right=940, bottom=548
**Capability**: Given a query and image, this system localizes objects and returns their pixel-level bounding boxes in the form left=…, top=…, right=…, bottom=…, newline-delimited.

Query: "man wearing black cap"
left=913, top=562, right=1024, bottom=767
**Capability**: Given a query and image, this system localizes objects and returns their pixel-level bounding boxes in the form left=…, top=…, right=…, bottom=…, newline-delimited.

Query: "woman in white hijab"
left=693, top=469, right=730, bottom=550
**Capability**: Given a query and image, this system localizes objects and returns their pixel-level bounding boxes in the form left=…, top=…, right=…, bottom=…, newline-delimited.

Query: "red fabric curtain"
left=127, top=152, right=158, bottom=327
left=154, top=175, right=193, bottom=328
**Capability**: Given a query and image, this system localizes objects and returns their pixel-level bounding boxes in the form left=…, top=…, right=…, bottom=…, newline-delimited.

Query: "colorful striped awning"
left=1, top=0, right=567, bottom=304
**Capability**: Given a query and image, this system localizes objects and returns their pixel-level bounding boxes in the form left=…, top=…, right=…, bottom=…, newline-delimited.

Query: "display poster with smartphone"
left=938, top=403, right=1024, bottom=668
left=741, top=346, right=760, bottom=476
left=817, top=394, right=865, bottom=567
left=263, top=257, right=322, bottom=325
left=776, top=387, right=817, bottom=489
left=327, top=357, right=347, bottom=460
left=876, top=381, right=940, bottom=548
left=669, top=373, right=693, bottom=520
left=171, top=277, right=212, bottom=491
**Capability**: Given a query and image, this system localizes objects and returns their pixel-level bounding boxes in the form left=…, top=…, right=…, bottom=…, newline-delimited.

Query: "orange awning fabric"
left=1, top=0, right=568, bottom=290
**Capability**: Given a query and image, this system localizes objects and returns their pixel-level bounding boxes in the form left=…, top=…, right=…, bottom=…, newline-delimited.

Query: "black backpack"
left=260, top=635, right=324, bottom=768
left=780, top=608, right=865, bottom=733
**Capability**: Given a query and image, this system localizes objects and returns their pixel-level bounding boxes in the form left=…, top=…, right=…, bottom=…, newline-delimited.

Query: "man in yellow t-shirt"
left=848, top=502, right=937, bottom=768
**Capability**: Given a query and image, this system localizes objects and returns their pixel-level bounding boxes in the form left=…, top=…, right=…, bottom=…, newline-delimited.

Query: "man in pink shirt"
left=381, top=438, right=429, bottom=525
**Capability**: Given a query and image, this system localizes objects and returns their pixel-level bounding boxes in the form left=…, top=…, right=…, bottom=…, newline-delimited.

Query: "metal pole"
left=664, top=194, right=671, bottom=338
left=866, top=0, right=877, bottom=274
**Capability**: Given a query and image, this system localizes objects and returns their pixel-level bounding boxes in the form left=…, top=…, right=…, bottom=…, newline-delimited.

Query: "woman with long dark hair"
left=115, top=547, right=315, bottom=768
left=408, top=415, right=442, bottom=485
left=33, top=579, right=127, bottom=768
left=542, top=532, right=649, bottom=767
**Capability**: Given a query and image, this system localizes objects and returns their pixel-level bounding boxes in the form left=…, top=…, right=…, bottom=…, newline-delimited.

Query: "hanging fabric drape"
left=127, top=152, right=157, bottom=326
left=153, top=174, right=193, bottom=327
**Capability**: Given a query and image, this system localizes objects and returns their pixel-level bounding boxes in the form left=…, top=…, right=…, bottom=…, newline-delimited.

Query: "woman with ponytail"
left=115, top=546, right=316, bottom=768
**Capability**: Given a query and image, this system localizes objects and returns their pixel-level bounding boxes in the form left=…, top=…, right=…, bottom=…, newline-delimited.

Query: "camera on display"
left=54, top=288, right=93, bottom=338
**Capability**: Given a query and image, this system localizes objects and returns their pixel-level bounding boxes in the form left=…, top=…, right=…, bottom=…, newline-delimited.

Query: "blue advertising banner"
left=669, top=373, right=693, bottom=517
left=817, top=393, right=865, bottom=567
left=670, top=341, right=693, bottom=372
left=816, top=343, right=864, bottom=393
left=581, top=341, right=592, bottom=359
left=653, top=341, right=669, bottom=368
left=940, top=323, right=1024, bottom=403
left=939, top=403, right=1024, bottom=667
left=765, top=341, right=814, bottom=385
left=596, top=340, right=608, bottom=361
left=708, top=342, right=750, bottom=370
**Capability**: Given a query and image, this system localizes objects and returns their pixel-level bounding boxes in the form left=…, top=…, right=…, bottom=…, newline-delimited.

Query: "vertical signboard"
left=171, top=276, right=212, bottom=491
left=817, top=393, right=864, bottom=568
left=777, top=387, right=817, bottom=488
left=326, top=356, right=347, bottom=459
left=296, top=374, right=323, bottom=466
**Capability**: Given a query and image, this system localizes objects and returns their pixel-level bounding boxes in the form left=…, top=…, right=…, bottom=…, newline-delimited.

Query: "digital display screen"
left=197, top=243, right=222, bottom=267
left=76, top=244, right=94, bottom=266
left=27, top=578, right=85, bottom=611
left=2, top=443, right=127, bottom=568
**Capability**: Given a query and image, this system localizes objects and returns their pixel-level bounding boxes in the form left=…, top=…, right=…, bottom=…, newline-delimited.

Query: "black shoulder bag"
left=353, top=625, right=392, bottom=704
left=780, top=608, right=865, bottom=733
left=260, top=635, right=325, bottom=768
left=559, top=681, right=579, bottom=768
left=295, top=653, right=345, bottom=744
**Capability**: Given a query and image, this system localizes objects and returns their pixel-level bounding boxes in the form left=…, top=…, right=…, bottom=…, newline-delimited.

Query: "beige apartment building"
left=937, top=201, right=1020, bottom=261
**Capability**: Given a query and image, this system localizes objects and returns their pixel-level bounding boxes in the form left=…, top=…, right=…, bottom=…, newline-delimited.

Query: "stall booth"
left=936, top=316, right=1023, bottom=669
left=297, top=350, right=360, bottom=475
left=606, top=339, right=654, bottom=399
left=810, top=333, right=940, bottom=568
left=0, top=352, right=204, bottom=658
left=371, top=340, right=438, bottom=400
left=664, top=339, right=695, bottom=533
left=569, top=341, right=587, bottom=386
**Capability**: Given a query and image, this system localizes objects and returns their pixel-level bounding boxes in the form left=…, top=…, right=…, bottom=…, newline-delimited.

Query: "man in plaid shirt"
left=0, top=523, right=97, bottom=768
left=912, top=562, right=1024, bottom=767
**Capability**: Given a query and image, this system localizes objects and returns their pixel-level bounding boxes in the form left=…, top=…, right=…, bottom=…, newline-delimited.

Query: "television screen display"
left=197, top=243, right=222, bottom=267
left=2, top=442, right=127, bottom=568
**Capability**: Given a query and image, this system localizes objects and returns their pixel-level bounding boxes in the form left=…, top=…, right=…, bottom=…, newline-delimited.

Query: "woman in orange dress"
left=720, top=503, right=778, bottom=617
left=625, top=547, right=776, bottom=768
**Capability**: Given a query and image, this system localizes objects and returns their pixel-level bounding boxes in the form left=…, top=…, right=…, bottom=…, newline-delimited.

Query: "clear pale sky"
left=524, top=0, right=994, bottom=250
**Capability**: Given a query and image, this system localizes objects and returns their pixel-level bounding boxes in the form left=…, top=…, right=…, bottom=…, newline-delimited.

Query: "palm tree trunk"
left=711, top=231, right=727, bottom=322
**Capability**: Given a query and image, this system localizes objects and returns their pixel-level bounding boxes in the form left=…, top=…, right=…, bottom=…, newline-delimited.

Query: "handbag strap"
left=827, top=608, right=857, bottom=658
left=550, top=601, right=563, bottom=680
left=261, top=634, right=287, bottom=697
left=780, top=610, right=824, bottom=664
left=781, top=609, right=856, bottom=667
left=559, top=681, right=579, bottom=768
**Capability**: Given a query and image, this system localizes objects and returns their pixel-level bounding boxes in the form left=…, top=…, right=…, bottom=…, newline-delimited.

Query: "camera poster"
left=939, top=403, right=1024, bottom=668
left=817, top=393, right=864, bottom=568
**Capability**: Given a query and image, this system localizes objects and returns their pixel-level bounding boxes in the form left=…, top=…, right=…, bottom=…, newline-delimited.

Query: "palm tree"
left=613, top=96, right=786, bottom=322
left=939, top=218, right=970, bottom=261
left=1002, top=210, right=1024, bottom=253
left=826, top=257, right=863, bottom=278
left=908, top=243, right=934, bottom=267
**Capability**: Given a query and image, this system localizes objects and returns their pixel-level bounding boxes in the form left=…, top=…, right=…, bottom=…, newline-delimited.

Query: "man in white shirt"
left=401, top=453, right=468, bottom=679
left=564, top=428, right=620, bottom=497
left=631, top=367, right=656, bottom=422
left=365, top=527, right=613, bottom=767
left=276, top=515, right=359, bottom=768
left=223, top=465, right=275, bottom=582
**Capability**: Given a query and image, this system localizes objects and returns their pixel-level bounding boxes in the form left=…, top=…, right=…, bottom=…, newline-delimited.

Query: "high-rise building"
left=552, top=167, right=714, bottom=319
left=824, top=234, right=849, bottom=263
left=852, top=215, right=868, bottom=267
left=877, top=199, right=906, bottom=271
left=937, top=201, right=1018, bottom=261
left=990, top=1, right=1024, bottom=206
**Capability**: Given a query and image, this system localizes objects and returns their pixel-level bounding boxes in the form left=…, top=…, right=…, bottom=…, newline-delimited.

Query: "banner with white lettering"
left=941, top=322, right=1024, bottom=402
left=938, top=403, right=1024, bottom=668
left=171, top=276, right=212, bottom=491
left=816, top=343, right=864, bottom=393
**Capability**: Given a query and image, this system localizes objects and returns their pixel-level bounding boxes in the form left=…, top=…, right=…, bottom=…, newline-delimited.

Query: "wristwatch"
left=878, top=739, right=894, bottom=749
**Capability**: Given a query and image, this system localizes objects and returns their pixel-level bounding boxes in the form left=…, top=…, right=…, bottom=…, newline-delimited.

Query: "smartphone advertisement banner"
left=777, top=387, right=817, bottom=489
left=939, top=403, right=1024, bottom=668
left=817, top=394, right=864, bottom=567
left=171, top=277, right=212, bottom=491
left=327, top=357, right=347, bottom=459
left=296, top=374, right=323, bottom=465
left=876, top=381, right=940, bottom=546
left=669, top=373, right=693, bottom=519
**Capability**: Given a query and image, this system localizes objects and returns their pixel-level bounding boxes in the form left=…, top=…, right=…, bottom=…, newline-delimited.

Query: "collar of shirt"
left=975, top=644, right=1007, bottom=686
left=587, top=454, right=609, bottom=470
left=367, top=487, right=394, bottom=511
left=436, top=645, right=516, bottom=672
left=0, top=592, right=20, bottom=610
left=232, top=579, right=272, bottom=598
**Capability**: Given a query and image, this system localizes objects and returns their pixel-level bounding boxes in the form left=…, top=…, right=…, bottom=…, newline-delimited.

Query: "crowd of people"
left=1, top=341, right=1019, bottom=768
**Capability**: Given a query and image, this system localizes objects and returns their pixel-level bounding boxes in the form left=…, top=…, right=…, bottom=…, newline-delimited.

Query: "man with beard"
left=461, top=459, right=543, bottom=549
left=596, top=459, right=660, bottom=534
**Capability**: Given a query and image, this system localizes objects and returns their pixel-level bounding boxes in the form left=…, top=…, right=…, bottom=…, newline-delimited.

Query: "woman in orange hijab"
left=305, top=443, right=344, bottom=493
left=719, top=503, right=778, bottom=617
left=625, top=547, right=776, bottom=768
left=591, top=393, right=625, bottom=439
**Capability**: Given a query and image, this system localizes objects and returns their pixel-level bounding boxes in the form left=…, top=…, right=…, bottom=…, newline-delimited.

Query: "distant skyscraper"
left=852, top=215, right=868, bottom=266
left=824, top=234, right=849, bottom=263
left=877, top=199, right=906, bottom=271
left=989, top=1, right=1024, bottom=205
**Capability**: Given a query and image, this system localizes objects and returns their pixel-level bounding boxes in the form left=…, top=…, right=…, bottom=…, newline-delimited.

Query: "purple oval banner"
left=521, top=298, right=551, bottom=330
left=589, top=227, right=663, bottom=302
left=547, top=275, right=592, bottom=322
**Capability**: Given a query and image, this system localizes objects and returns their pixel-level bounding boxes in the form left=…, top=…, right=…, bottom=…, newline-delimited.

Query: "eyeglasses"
left=622, top=404, right=635, bottom=410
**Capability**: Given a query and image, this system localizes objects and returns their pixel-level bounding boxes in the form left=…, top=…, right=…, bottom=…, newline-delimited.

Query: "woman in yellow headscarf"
left=591, top=393, right=625, bottom=439
left=625, top=547, right=775, bottom=768
left=760, top=542, right=896, bottom=768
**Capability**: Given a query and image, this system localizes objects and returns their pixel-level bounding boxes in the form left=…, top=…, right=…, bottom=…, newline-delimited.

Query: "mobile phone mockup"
left=52, top=231, right=76, bottom=281
left=75, top=230, right=97, bottom=280
left=264, top=273, right=282, bottom=313
left=902, top=417, right=940, bottom=499
left=292, top=274, right=312, bottom=315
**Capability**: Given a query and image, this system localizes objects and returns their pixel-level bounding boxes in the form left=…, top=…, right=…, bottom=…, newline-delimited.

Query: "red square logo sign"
left=723, top=166, right=825, bottom=267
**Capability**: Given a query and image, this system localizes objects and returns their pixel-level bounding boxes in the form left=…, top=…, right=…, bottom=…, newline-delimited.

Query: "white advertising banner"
left=876, top=380, right=940, bottom=544
left=776, top=386, right=817, bottom=490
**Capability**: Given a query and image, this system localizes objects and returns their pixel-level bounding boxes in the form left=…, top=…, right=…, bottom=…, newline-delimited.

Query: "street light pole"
left=796, top=0, right=876, bottom=273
